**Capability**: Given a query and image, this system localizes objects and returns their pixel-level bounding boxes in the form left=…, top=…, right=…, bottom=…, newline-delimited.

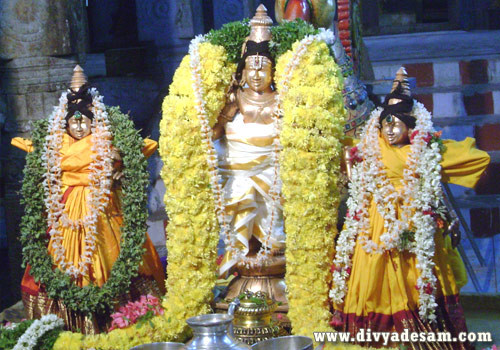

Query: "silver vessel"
left=183, top=313, right=251, bottom=350
left=251, top=335, right=313, bottom=350
left=129, top=342, right=184, bottom=350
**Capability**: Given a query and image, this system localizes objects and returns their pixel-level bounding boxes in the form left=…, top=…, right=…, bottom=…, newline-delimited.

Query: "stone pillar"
left=212, top=0, right=257, bottom=29
left=135, top=0, right=206, bottom=254
left=0, top=0, right=88, bottom=306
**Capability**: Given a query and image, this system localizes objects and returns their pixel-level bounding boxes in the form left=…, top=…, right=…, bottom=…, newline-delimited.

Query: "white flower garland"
left=43, top=88, right=113, bottom=278
left=13, top=314, right=64, bottom=350
left=188, top=30, right=334, bottom=266
left=330, top=101, right=442, bottom=321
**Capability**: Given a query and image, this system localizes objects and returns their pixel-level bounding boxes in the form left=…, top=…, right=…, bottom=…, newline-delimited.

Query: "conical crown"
left=70, top=65, right=88, bottom=92
left=248, top=4, right=273, bottom=43
left=388, top=67, right=411, bottom=105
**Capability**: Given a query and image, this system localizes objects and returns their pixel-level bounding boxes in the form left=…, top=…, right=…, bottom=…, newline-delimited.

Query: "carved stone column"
left=213, top=0, right=257, bottom=29
left=0, top=0, right=88, bottom=306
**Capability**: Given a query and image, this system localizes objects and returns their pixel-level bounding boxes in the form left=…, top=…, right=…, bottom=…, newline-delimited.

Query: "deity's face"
left=381, top=114, right=410, bottom=147
left=242, top=55, right=273, bottom=93
left=66, top=113, right=92, bottom=140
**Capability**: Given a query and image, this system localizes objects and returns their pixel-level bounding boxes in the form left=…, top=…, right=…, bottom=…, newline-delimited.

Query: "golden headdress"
left=247, top=4, right=273, bottom=43
left=236, top=5, right=274, bottom=80
left=67, top=65, right=93, bottom=120
left=380, top=67, right=415, bottom=128
left=388, top=67, right=411, bottom=105
left=70, top=65, right=88, bottom=92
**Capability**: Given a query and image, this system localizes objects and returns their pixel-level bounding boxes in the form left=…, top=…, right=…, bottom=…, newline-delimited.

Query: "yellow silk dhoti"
left=217, top=112, right=285, bottom=276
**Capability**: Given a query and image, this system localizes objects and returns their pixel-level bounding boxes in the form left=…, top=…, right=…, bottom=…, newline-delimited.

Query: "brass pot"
left=232, top=291, right=286, bottom=345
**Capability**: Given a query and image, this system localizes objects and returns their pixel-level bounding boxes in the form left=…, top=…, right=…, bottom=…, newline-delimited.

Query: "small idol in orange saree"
left=11, top=69, right=165, bottom=334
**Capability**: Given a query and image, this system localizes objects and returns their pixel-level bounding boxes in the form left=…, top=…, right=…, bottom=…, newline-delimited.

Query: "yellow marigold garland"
left=54, top=43, right=235, bottom=350
left=276, top=39, right=346, bottom=344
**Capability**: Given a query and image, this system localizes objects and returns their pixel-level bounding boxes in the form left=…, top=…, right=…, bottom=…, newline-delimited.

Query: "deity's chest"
left=237, top=92, right=278, bottom=124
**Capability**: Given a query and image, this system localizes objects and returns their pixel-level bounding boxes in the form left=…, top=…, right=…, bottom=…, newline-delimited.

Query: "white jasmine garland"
left=42, top=88, right=113, bottom=278
left=330, top=101, right=442, bottom=321
left=188, top=31, right=334, bottom=266
left=13, top=314, right=64, bottom=350
left=188, top=34, right=234, bottom=261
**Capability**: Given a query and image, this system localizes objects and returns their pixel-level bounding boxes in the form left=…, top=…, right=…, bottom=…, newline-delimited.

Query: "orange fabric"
left=11, top=137, right=34, bottom=153
left=12, top=134, right=164, bottom=292
left=336, top=136, right=490, bottom=317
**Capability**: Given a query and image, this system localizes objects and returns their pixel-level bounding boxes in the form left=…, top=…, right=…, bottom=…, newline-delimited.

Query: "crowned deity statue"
left=330, top=67, right=490, bottom=349
left=12, top=66, right=165, bottom=334
left=212, top=5, right=287, bottom=306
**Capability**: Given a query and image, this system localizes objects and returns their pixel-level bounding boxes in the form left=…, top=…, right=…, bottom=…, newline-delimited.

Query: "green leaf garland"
left=205, top=19, right=318, bottom=63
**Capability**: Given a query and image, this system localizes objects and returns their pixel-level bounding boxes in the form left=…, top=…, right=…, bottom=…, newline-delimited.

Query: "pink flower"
left=329, top=313, right=344, bottom=328
left=410, top=130, right=419, bottom=142
left=347, top=210, right=360, bottom=221
left=276, top=314, right=283, bottom=320
left=422, top=283, right=434, bottom=295
left=109, top=313, right=131, bottom=331
left=109, top=294, right=165, bottom=330
left=349, top=146, right=362, bottom=163
left=216, top=254, right=224, bottom=266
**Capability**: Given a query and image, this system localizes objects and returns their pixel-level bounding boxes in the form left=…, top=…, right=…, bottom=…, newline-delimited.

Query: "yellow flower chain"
left=277, top=39, right=345, bottom=341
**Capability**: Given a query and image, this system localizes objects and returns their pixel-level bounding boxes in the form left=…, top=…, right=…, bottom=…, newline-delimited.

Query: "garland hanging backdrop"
left=20, top=102, right=151, bottom=316
left=51, top=20, right=380, bottom=350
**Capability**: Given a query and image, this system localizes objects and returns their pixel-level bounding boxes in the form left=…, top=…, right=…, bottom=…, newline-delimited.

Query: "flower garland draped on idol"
left=52, top=16, right=370, bottom=350
left=276, top=32, right=345, bottom=339
left=158, top=13, right=350, bottom=347
left=329, top=68, right=490, bottom=349
left=12, top=65, right=165, bottom=343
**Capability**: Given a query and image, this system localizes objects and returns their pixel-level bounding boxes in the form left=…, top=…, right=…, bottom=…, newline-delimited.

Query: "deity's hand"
left=448, top=219, right=461, bottom=248
left=219, top=98, right=238, bottom=124
left=212, top=97, right=238, bottom=140
left=111, top=148, right=124, bottom=182
left=341, top=146, right=354, bottom=180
